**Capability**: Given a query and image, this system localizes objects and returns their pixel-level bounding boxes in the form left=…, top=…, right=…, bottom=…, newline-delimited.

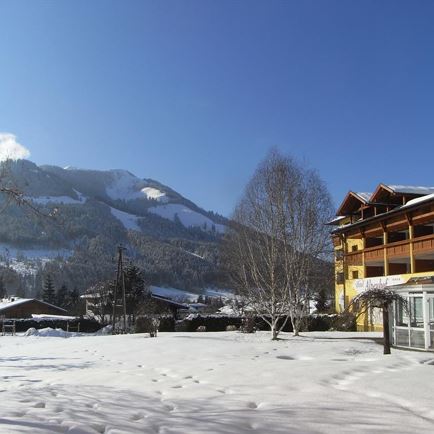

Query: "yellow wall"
left=335, top=270, right=434, bottom=331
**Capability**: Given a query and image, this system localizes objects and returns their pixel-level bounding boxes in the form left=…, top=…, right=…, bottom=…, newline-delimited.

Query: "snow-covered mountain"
left=0, top=160, right=229, bottom=297
left=7, top=160, right=226, bottom=234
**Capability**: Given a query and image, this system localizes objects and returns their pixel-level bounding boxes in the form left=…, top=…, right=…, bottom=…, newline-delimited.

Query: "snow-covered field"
left=0, top=331, right=434, bottom=433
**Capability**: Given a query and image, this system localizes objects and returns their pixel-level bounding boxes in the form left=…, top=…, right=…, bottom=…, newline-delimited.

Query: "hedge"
left=171, top=313, right=356, bottom=333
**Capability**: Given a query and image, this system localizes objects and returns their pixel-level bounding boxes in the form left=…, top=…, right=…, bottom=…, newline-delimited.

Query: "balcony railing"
left=346, top=251, right=363, bottom=266
left=364, top=246, right=383, bottom=262
left=387, top=240, right=410, bottom=258
left=344, top=234, right=434, bottom=264
left=413, top=234, right=434, bottom=254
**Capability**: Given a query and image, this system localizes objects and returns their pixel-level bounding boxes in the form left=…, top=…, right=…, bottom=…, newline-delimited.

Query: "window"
left=396, top=298, right=408, bottom=327
left=352, top=270, right=359, bottom=279
left=351, top=245, right=358, bottom=252
left=336, top=272, right=344, bottom=284
left=410, top=297, right=423, bottom=328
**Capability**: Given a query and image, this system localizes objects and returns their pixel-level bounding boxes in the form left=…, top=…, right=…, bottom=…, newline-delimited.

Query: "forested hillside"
left=0, top=160, right=228, bottom=298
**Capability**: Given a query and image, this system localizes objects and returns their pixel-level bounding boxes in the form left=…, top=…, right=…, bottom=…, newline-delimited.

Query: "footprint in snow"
left=276, top=355, right=294, bottom=360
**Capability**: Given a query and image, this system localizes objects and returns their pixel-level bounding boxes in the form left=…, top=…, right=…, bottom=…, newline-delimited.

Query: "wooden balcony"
left=346, top=251, right=363, bottom=266
left=413, top=234, right=434, bottom=254
left=364, top=246, right=384, bottom=262
left=343, top=234, right=434, bottom=268
left=387, top=240, right=410, bottom=258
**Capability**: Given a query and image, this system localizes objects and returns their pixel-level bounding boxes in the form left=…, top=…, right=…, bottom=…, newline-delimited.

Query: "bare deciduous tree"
left=223, top=150, right=333, bottom=339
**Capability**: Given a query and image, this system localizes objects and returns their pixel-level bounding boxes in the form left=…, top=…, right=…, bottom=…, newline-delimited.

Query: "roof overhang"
left=336, top=191, right=370, bottom=216
left=331, top=194, right=434, bottom=235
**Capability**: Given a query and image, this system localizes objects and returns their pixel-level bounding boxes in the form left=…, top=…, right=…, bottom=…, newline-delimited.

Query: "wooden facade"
left=0, top=299, right=67, bottom=319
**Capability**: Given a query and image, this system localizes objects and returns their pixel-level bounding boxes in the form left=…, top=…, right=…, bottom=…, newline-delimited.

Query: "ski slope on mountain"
left=0, top=331, right=433, bottom=433
left=148, top=203, right=225, bottom=233
left=105, top=170, right=167, bottom=203
left=109, top=207, right=141, bottom=231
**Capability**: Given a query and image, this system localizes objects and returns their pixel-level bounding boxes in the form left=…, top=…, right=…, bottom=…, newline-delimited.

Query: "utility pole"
left=112, top=245, right=127, bottom=334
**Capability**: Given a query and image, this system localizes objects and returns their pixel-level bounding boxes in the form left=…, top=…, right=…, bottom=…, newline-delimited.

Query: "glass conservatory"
left=390, top=277, right=434, bottom=351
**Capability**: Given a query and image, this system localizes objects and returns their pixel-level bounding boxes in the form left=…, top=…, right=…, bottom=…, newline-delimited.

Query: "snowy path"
left=0, top=331, right=433, bottom=433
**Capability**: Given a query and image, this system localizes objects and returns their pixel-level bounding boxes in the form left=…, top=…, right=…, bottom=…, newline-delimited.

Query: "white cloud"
left=0, top=133, right=31, bottom=161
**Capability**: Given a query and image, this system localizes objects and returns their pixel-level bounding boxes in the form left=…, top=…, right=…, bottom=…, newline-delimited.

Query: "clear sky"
left=1, top=0, right=434, bottom=216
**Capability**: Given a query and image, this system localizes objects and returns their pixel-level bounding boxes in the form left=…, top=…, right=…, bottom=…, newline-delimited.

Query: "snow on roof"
left=0, top=297, right=31, bottom=311
left=355, top=192, right=372, bottom=202
left=402, top=192, right=434, bottom=208
left=386, top=185, right=434, bottom=195
left=0, top=297, right=67, bottom=313
left=332, top=190, right=434, bottom=234
left=32, top=314, right=76, bottom=320
left=325, top=216, right=347, bottom=225
left=150, top=285, right=199, bottom=302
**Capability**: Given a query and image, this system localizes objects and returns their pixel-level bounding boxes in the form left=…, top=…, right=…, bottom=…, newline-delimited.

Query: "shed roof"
left=0, top=298, right=67, bottom=314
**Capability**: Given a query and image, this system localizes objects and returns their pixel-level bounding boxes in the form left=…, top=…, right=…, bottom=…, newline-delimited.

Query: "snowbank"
left=24, top=327, right=69, bottom=337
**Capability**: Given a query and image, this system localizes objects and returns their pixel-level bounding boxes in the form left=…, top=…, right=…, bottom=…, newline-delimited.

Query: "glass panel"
left=429, top=298, right=434, bottom=349
left=429, top=298, right=434, bottom=324
left=410, top=297, right=424, bottom=328
left=396, top=328, right=409, bottom=347
left=410, top=329, right=425, bottom=348
left=396, top=298, right=409, bottom=327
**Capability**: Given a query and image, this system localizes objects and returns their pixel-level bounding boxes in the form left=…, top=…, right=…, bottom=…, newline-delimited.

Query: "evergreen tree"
left=0, top=275, right=7, bottom=299
left=43, top=274, right=56, bottom=304
left=56, top=284, right=69, bottom=309
left=124, top=264, right=146, bottom=319
left=16, top=283, right=26, bottom=298
left=67, top=287, right=81, bottom=315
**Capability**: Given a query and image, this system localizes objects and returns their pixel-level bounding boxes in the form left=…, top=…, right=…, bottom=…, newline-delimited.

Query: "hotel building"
left=330, top=184, right=434, bottom=350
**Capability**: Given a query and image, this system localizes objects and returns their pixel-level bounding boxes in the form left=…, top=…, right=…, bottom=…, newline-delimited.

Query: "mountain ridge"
left=0, top=159, right=229, bottom=298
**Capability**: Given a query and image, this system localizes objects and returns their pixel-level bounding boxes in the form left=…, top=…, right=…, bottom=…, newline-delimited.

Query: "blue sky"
left=1, top=0, right=434, bottom=216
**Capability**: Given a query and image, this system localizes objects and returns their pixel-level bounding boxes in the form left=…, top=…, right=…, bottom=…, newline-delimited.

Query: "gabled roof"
left=388, top=185, right=434, bottom=195
left=0, top=298, right=30, bottom=311
left=355, top=192, right=372, bottom=202
left=332, top=189, right=434, bottom=235
left=370, top=183, right=434, bottom=203
left=0, top=298, right=67, bottom=314
left=336, top=191, right=372, bottom=216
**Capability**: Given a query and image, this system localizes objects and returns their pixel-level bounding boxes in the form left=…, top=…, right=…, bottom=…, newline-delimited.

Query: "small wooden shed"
left=0, top=298, right=67, bottom=319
